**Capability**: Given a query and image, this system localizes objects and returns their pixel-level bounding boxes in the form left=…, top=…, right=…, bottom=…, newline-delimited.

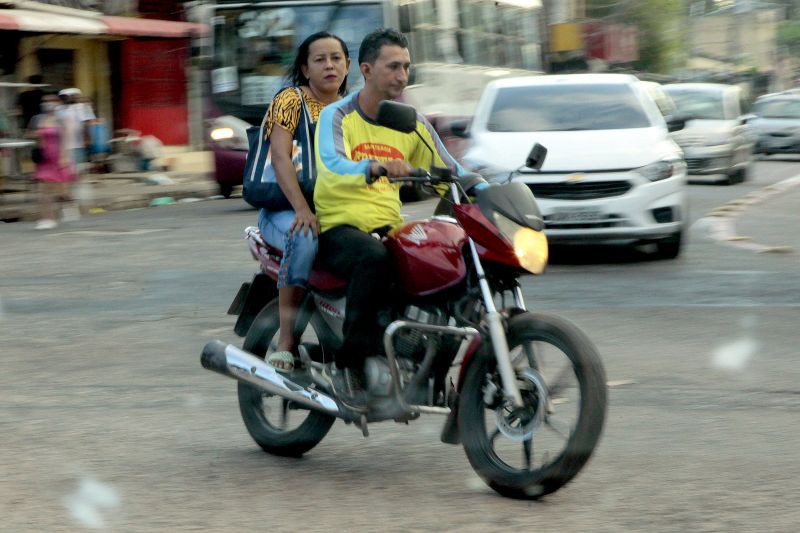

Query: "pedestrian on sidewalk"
left=27, top=93, right=78, bottom=230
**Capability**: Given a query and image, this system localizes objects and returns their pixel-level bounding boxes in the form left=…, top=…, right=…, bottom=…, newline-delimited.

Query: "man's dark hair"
left=358, top=28, right=408, bottom=65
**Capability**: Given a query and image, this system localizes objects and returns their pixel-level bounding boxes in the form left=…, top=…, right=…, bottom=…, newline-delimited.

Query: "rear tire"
left=237, top=301, right=335, bottom=457
left=458, top=312, right=607, bottom=499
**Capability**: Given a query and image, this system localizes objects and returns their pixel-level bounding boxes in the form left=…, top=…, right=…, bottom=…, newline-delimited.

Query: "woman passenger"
left=258, top=31, right=351, bottom=372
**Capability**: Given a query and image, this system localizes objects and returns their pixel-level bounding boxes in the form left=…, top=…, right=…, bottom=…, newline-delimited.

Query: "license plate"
left=548, top=209, right=603, bottom=222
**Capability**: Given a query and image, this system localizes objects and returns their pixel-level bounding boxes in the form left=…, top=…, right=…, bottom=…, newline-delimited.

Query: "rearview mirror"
left=665, top=113, right=689, bottom=133
left=449, top=119, right=471, bottom=138
left=376, top=100, right=418, bottom=133
left=525, top=143, right=547, bottom=170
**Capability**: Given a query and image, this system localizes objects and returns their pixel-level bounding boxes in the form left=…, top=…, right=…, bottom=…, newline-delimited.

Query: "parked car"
left=662, top=83, right=753, bottom=184
left=747, top=93, right=800, bottom=155
left=453, top=73, right=688, bottom=258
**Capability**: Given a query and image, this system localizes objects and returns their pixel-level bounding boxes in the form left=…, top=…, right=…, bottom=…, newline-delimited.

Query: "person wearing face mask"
left=27, top=93, right=77, bottom=230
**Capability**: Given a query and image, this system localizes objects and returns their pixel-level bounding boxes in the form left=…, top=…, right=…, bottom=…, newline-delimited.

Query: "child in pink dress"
left=29, top=93, right=76, bottom=230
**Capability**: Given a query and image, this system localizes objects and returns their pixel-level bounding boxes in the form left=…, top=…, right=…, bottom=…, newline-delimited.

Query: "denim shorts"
left=258, top=208, right=318, bottom=289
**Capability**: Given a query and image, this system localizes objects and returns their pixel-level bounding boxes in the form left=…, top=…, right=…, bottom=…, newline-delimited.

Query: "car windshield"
left=754, top=99, right=800, bottom=119
left=486, top=84, right=651, bottom=132
left=664, top=89, right=725, bottom=120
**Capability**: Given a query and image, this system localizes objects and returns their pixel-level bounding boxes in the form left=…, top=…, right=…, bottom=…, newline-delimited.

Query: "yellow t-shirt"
left=314, top=92, right=464, bottom=233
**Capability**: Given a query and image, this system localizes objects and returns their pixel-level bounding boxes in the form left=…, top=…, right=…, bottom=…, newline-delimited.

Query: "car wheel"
left=726, top=166, right=746, bottom=185
left=219, top=182, right=234, bottom=198
left=654, top=231, right=682, bottom=260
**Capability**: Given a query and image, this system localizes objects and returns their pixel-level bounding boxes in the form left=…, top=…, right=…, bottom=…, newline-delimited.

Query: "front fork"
left=467, top=237, right=524, bottom=408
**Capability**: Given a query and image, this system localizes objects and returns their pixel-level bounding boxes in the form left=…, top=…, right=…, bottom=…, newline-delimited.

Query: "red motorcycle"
left=201, top=102, right=607, bottom=500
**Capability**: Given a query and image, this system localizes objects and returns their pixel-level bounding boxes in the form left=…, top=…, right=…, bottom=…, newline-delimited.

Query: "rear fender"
left=229, top=273, right=278, bottom=337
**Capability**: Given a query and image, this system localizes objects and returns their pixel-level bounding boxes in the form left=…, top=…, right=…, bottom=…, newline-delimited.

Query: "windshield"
left=754, top=99, right=800, bottom=119
left=487, top=84, right=651, bottom=132
left=664, top=89, right=725, bottom=120
left=210, top=3, right=383, bottom=123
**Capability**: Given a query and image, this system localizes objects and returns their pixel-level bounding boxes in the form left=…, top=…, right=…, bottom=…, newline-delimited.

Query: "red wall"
left=119, top=39, right=188, bottom=145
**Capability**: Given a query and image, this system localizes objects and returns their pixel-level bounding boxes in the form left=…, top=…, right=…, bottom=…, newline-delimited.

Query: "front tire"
left=458, top=312, right=607, bottom=499
left=237, top=300, right=335, bottom=457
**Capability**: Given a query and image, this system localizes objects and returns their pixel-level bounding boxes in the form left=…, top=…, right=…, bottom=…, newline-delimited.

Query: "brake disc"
left=494, top=368, right=548, bottom=442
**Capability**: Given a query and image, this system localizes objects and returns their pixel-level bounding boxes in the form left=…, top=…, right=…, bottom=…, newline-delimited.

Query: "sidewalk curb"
left=1, top=179, right=219, bottom=223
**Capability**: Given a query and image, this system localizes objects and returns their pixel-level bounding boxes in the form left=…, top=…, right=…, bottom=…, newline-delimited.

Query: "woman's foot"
left=267, top=351, right=295, bottom=373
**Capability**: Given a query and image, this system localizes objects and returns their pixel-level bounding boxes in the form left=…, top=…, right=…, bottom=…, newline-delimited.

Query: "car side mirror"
left=739, top=114, right=757, bottom=125
left=376, top=100, right=418, bottom=133
left=449, top=119, right=471, bottom=138
left=665, top=113, right=689, bottom=133
left=525, top=143, right=547, bottom=170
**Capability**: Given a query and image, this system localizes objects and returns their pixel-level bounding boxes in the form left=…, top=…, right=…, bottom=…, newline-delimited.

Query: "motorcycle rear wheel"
left=237, top=300, right=336, bottom=457
left=458, top=312, right=607, bottom=499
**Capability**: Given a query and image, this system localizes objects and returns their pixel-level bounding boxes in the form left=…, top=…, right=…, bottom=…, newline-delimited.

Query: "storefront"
left=0, top=1, right=205, bottom=145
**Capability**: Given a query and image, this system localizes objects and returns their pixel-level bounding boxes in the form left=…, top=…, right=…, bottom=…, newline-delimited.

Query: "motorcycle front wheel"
left=458, top=312, right=607, bottom=499
left=237, top=300, right=336, bottom=457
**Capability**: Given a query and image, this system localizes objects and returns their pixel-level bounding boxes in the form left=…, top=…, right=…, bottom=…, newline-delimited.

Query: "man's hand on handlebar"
left=369, top=160, right=414, bottom=179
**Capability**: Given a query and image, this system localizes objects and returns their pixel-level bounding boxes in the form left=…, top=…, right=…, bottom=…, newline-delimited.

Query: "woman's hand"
left=290, top=207, right=320, bottom=237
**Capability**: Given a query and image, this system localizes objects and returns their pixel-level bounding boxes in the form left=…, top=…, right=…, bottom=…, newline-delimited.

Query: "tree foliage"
left=586, top=0, right=687, bottom=73
left=778, top=20, right=800, bottom=55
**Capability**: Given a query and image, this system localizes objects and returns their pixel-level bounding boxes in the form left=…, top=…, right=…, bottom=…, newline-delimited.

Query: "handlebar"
left=366, top=167, right=445, bottom=185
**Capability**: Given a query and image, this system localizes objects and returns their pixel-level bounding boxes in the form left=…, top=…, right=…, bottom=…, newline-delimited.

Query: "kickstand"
left=356, top=413, right=369, bottom=437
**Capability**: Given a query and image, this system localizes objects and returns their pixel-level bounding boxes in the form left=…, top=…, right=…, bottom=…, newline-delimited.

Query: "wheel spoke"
left=547, top=364, right=574, bottom=398
left=523, top=438, right=533, bottom=470
left=545, top=416, right=571, bottom=440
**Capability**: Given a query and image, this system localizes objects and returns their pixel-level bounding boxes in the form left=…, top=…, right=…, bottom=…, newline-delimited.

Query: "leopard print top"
left=264, top=87, right=325, bottom=139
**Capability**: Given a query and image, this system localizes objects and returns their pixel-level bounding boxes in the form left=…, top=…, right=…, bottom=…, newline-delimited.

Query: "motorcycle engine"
left=395, top=305, right=446, bottom=360
left=364, top=306, right=447, bottom=397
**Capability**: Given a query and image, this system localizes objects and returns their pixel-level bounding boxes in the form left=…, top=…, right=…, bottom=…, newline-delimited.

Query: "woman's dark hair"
left=358, top=28, right=408, bottom=65
left=288, top=31, right=350, bottom=96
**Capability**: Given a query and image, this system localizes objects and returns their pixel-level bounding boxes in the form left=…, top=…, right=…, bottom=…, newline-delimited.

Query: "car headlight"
left=210, top=127, right=234, bottom=141
left=493, top=212, right=548, bottom=275
left=635, top=159, right=683, bottom=182
left=207, top=119, right=249, bottom=151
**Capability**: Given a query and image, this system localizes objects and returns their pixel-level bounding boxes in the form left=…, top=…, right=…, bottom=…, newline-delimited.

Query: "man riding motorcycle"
left=314, top=28, right=483, bottom=407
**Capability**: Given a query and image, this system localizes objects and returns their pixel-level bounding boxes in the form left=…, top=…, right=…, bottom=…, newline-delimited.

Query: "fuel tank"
left=385, top=218, right=468, bottom=297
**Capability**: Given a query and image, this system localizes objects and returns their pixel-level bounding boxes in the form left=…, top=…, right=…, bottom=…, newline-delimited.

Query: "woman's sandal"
left=267, top=351, right=295, bottom=373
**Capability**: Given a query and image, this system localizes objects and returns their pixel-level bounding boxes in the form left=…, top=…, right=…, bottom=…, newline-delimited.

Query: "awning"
left=0, top=9, right=208, bottom=37
left=0, top=8, right=105, bottom=34
left=101, top=16, right=207, bottom=38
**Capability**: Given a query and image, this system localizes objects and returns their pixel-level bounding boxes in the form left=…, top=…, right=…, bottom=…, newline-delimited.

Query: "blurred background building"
left=0, top=0, right=205, bottom=145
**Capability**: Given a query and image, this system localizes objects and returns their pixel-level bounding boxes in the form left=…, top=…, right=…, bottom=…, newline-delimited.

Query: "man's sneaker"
left=324, top=364, right=368, bottom=411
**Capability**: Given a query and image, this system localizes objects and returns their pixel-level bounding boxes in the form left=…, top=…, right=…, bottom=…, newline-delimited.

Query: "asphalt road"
left=2, top=159, right=799, bottom=532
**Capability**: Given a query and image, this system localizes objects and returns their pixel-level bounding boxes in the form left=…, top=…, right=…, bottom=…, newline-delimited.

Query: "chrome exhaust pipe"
left=201, top=340, right=341, bottom=417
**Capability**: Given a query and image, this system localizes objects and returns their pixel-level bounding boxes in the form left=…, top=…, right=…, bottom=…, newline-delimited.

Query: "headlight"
left=207, top=117, right=249, bottom=150
left=635, top=159, right=682, bottom=182
left=210, top=127, right=234, bottom=141
left=493, top=212, right=548, bottom=274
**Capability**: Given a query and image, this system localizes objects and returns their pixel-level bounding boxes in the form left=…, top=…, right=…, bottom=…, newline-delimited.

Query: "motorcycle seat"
left=244, top=226, right=347, bottom=292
